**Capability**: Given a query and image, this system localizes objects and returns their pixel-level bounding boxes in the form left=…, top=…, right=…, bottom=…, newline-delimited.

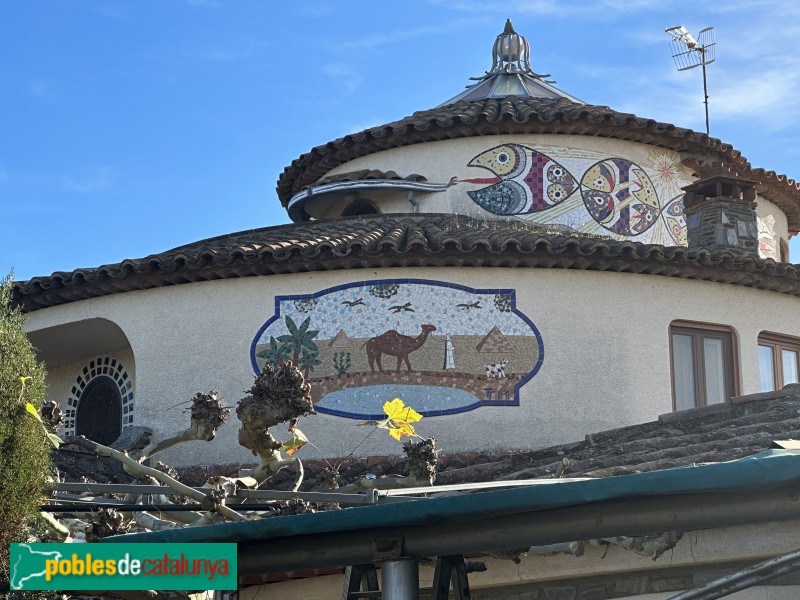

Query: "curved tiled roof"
left=277, top=97, right=734, bottom=201
left=276, top=97, right=800, bottom=229
left=255, top=387, right=800, bottom=493
left=12, top=213, right=800, bottom=312
left=309, top=169, right=427, bottom=188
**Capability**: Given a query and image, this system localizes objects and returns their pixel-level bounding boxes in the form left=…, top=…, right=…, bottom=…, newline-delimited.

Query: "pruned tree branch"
left=69, top=436, right=248, bottom=522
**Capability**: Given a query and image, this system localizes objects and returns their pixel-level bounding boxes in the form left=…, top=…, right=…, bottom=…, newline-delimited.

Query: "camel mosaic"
left=365, top=324, right=437, bottom=372
left=250, top=280, right=544, bottom=419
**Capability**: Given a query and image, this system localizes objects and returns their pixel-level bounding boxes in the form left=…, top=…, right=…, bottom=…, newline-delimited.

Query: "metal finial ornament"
left=665, top=25, right=716, bottom=135
left=437, top=19, right=583, bottom=105
left=473, top=18, right=554, bottom=83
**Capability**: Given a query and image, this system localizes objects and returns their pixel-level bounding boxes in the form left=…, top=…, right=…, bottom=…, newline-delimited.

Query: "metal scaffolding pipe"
left=238, top=484, right=800, bottom=574
left=381, top=558, right=419, bottom=600
left=668, top=548, right=800, bottom=600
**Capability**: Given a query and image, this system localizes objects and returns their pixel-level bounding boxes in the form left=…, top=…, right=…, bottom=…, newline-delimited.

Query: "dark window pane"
left=75, top=376, right=122, bottom=445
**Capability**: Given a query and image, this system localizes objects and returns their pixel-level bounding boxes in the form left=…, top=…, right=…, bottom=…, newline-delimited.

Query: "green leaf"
left=46, top=433, right=63, bottom=448
left=297, top=317, right=311, bottom=335
left=285, top=316, right=299, bottom=336
left=281, top=428, right=309, bottom=456
left=25, top=403, right=42, bottom=422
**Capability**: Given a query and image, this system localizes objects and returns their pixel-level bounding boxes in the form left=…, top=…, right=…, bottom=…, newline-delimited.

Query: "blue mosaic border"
left=63, top=356, right=134, bottom=437
left=249, top=278, right=545, bottom=420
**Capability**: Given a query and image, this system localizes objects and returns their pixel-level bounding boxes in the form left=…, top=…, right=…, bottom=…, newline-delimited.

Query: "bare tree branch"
left=68, top=436, right=248, bottom=522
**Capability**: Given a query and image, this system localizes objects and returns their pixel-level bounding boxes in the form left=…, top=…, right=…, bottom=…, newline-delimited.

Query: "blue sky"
left=3, top=0, right=799, bottom=281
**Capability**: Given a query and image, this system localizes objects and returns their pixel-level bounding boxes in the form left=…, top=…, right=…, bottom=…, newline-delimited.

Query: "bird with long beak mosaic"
left=460, top=143, right=689, bottom=244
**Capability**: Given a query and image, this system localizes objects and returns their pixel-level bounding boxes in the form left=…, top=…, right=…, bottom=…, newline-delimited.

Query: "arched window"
left=64, top=357, right=133, bottom=441
left=75, top=376, right=122, bottom=445
left=342, top=200, right=379, bottom=217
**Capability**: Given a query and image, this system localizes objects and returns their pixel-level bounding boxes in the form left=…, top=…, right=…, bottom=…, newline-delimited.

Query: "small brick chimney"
left=681, top=162, right=759, bottom=257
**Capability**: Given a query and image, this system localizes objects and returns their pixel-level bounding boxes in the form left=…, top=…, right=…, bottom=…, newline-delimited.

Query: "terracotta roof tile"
left=256, top=387, right=800, bottom=492
left=309, top=169, right=426, bottom=188
left=12, top=213, right=800, bottom=311
left=278, top=97, right=747, bottom=204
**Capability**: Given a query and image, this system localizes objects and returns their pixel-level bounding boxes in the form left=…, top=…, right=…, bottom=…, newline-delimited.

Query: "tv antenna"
left=665, top=25, right=716, bottom=135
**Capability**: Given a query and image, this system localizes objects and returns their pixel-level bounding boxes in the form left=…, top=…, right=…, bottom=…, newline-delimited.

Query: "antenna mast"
left=665, top=25, right=716, bottom=135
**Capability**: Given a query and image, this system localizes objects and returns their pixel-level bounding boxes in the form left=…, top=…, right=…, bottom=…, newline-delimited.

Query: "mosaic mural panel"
left=460, top=144, right=690, bottom=246
left=758, top=214, right=779, bottom=260
left=250, top=280, right=544, bottom=420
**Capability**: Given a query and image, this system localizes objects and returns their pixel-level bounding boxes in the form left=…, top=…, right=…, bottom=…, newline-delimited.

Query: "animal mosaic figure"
left=580, top=158, right=658, bottom=236
left=661, top=195, right=686, bottom=245
left=456, top=301, right=482, bottom=310
left=462, top=145, right=670, bottom=237
left=363, top=324, right=437, bottom=372
left=484, top=359, right=510, bottom=379
left=342, top=298, right=365, bottom=308
left=461, top=144, right=578, bottom=215
left=389, top=302, right=415, bottom=313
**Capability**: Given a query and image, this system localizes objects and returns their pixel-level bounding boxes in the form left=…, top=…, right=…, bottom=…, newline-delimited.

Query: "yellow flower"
left=383, top=398, right=422, bottom=440
left=357, top=398, right=423, bottom=440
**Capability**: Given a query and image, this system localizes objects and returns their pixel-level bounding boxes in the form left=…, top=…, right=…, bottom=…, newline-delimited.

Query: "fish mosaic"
left=250, top=280, right=544, bottom=420
left=579, top=158, right=659, bottom=236
left=461, top=144, right=693, bottom=244
left=463, top=144, right=578, bottom=215
left=661, top=195, right=687, bottom=245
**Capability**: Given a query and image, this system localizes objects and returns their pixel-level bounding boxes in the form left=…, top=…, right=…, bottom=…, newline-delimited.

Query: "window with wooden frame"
left=758, top=332, right=800, bottom=392
left=670, top=322, right=738, bottom=411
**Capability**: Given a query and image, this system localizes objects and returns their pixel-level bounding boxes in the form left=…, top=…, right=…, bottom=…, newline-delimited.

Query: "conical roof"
left=438, top=19, right=583, bottom=105
left=275, top=21, right=800, bottom=228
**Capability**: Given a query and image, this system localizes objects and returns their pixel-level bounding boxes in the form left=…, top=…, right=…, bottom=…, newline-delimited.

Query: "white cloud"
left=428, top=0, right=663, bottom=18
left=94, top=4, right=127, bottom=19
left=182, top=36, right=267, bottom=62
left=27, top=81, right=48, bottom=102
left=302, top=4, right=335, bottom=17
left=337, top=17, right=487, bottom=51
left=322, top=64, right=362, bottom=95
left=63, top=166, right=117, bottom=194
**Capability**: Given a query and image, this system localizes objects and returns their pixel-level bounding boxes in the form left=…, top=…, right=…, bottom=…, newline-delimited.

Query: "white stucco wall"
left=305, top=134, right=790, bottom=260
left=24, top=266, right=800, bottom=467
left=309, top=135, right=693, bottom=245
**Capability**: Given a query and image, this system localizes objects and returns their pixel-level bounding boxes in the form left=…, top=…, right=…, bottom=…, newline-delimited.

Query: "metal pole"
left=668, top=548, right=800, bottom=600
left=701, top=46, right=710, bottom=135
left=381, top=558, right=419, bottom=600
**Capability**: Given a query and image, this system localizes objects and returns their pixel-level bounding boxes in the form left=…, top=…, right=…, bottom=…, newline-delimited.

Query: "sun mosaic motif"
left=250, top=280, right=544, bottom=420
left=460, top=144, right=690, bottom=245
